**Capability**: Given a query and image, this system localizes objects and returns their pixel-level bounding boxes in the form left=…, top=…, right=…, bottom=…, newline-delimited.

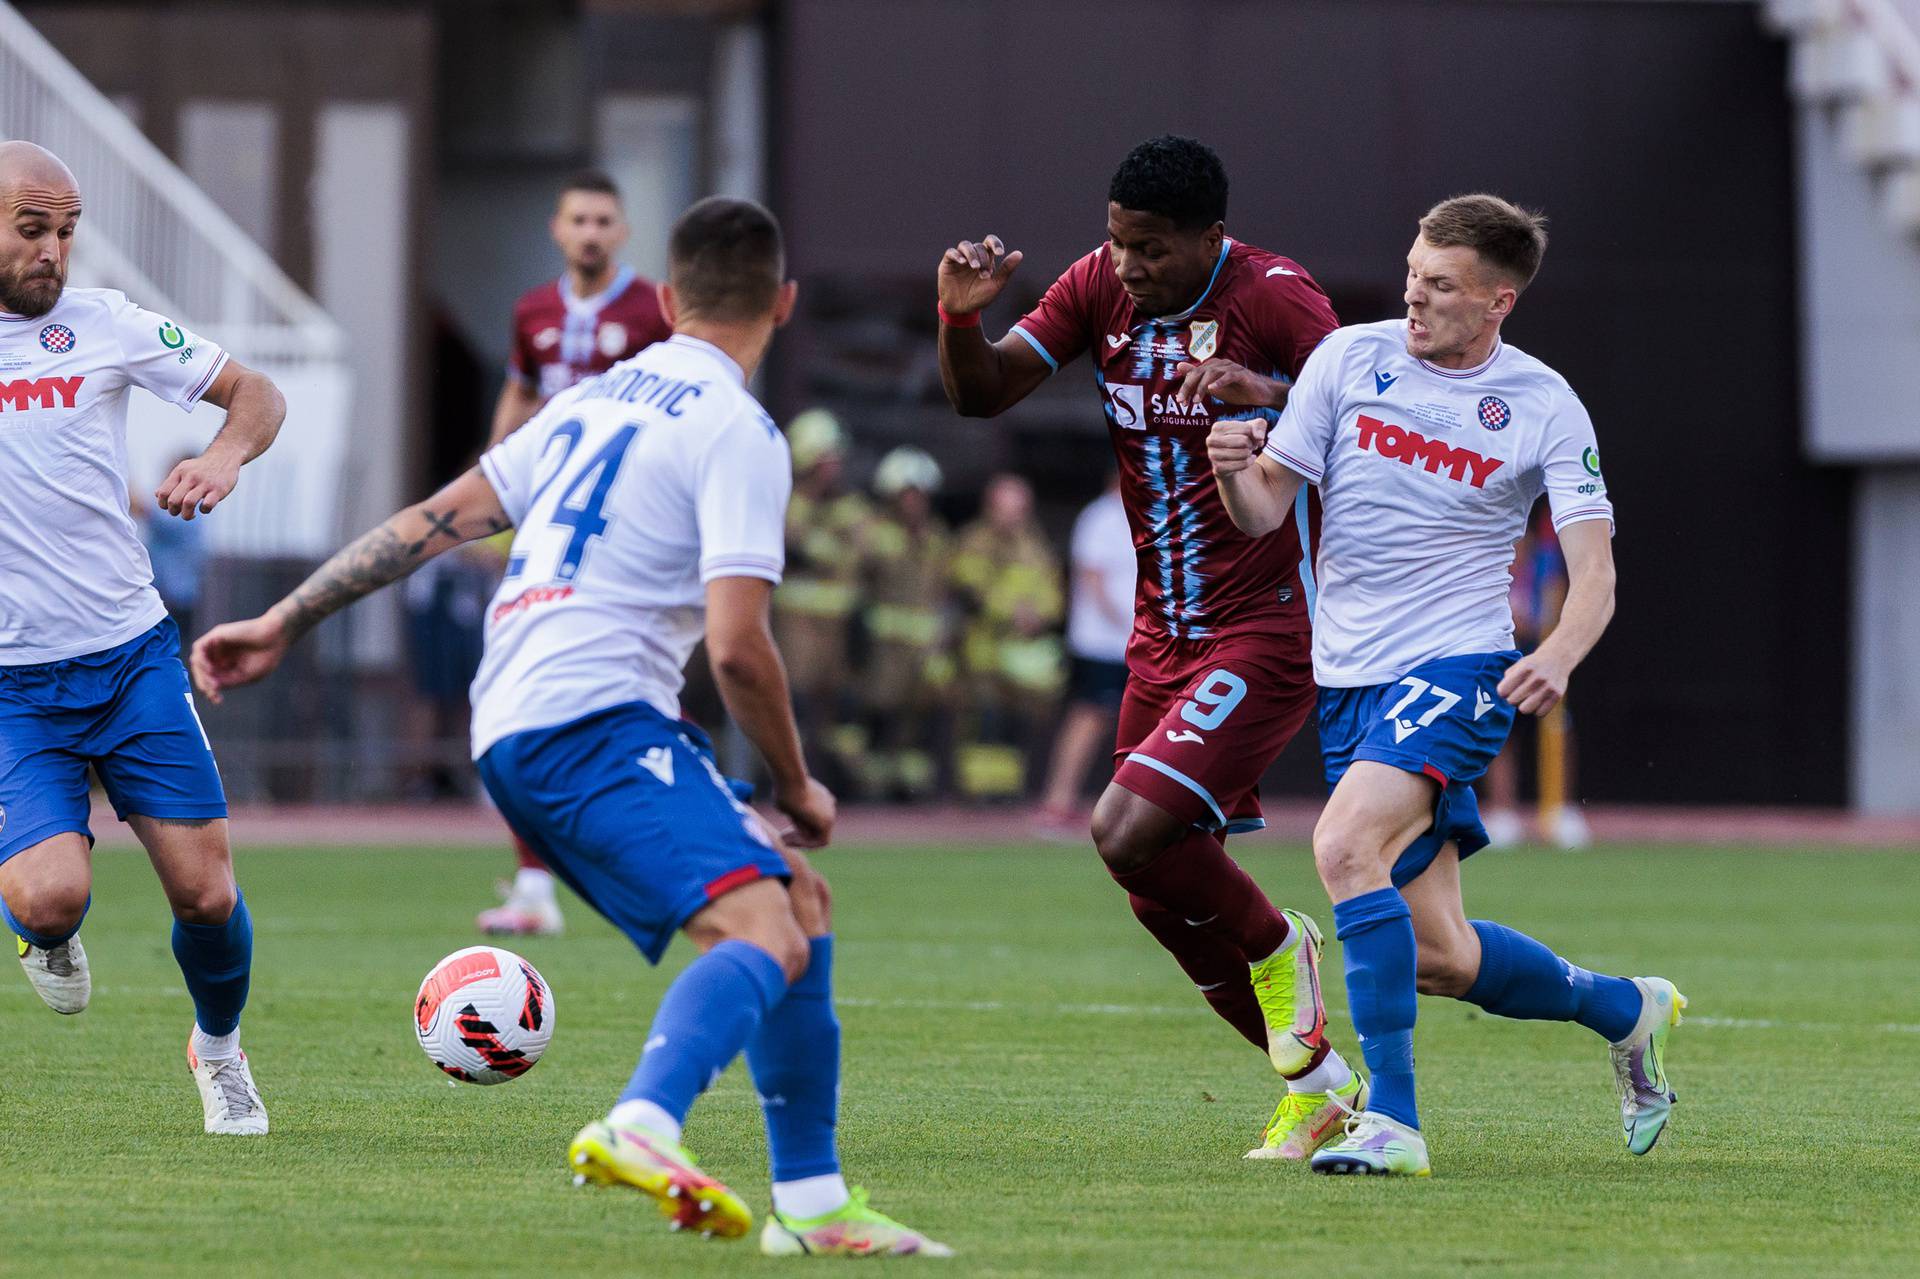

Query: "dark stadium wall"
left=773, top=0, right=1852, bottom=806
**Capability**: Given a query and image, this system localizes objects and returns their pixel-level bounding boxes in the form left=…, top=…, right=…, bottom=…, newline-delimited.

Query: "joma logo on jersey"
left=0, top=376, right=84, bottom=412
left=1355, top=414, right=1503, bottom=488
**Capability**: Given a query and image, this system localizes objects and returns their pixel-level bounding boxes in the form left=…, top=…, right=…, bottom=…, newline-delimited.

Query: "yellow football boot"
left=567, top=1119, right=752, bottom=1239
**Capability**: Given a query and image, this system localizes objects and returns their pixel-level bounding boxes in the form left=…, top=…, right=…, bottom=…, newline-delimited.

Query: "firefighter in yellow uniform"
left=855, top=447, right=956, bottom=799
left=950, top=473, right=1066, bottom=799
left=774, top=409, right=871, bottom=784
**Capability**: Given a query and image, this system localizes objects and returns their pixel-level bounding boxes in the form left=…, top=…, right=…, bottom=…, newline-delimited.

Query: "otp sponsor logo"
left=1355, top=414, right=1504, bottom=488
left=0, top=375, right=84, bottom=412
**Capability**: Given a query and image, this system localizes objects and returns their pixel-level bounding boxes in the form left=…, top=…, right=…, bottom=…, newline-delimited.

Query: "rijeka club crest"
left=1188, top=318, right=1220, bottom=361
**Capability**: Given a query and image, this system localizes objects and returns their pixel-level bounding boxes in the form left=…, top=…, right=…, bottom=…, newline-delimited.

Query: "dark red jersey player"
left=937, top=136, right=1361, bottom=1153
left=488, top=169, right=673, bottom=449
left=505, top=266, right=669, bottom=401
left=479, top=169, right=672, bottom=939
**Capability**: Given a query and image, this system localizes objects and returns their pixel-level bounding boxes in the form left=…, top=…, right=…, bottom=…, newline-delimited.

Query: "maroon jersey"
left=508, top=265, right=672, bottom=401
left=1013, top=239, right=1338, bottom=645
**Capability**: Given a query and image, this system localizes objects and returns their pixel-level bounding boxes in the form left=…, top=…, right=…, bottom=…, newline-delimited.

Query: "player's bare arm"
left=190, top=467, right=511, bottom=702
left=1497, top=518, right=1614, bottom=717
left=704, top=575, right=835, bottom=848
left=488, top=376, right=545, bottom=448
left=154, top=359, right=286, bottom=521
left=936, top=234, right=1052, bottom=416
left=1170, top=357, right=1291, bottom=415
left=1206, top=419, right=1303, bottom=537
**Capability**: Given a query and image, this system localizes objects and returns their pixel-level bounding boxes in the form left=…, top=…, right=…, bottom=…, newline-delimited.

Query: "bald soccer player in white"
left=0, top=140, right=288, bottom=1135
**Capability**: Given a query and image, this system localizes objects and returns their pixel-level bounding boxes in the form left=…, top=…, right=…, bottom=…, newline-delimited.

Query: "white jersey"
left=1264, top=319, right=1612, bottom=687
left=471, top=334, right=790, bottom=756
left=1066, top=488, right=1135, bottom=662
left=0, top=289, right=228, bottom=665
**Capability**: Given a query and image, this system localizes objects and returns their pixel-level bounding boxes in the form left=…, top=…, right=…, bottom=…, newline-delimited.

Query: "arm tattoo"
left=275, top=500, right=498, bottom=640
left=277, top=525, right=420, bottom=641
left=405, top=507, right=461, bottom=556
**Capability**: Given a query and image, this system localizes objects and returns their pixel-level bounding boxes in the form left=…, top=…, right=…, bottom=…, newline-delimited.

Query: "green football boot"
left=1247, top=1073, right=1369, bottom=1161
left=760, top=1187, right=954, bottom=1258
left=1247, top=909, right=1328, bottom=1075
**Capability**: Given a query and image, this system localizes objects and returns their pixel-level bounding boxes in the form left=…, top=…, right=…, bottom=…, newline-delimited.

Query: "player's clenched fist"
left=190, top=615, right=291, bottom=704
left=1206, top=418, right=1269, bottom=477
left=1497, top=649, right=1573, bottom=717
left=774, top=776, right=838, bottom=850
left=937, top=234, right=1024, bottom=316
left=156, top=445, right=244, bottom=520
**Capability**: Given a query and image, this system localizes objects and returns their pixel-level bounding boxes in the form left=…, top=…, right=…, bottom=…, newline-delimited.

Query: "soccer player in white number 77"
left=1206, top=195, right=1685, bottom=1177
left=0, top=140, right=287, bottom=1136
left=192, top=197, right=950, bottom=1257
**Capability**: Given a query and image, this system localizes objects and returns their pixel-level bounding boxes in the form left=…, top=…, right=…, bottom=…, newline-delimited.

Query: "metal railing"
left=0, top=1, right=353, bottom=557
left=1766, top=0, right=1920, bottom=234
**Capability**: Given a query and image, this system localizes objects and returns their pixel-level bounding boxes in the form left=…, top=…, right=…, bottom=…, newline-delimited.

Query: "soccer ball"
left=414, top=945, right=556, bottom=1084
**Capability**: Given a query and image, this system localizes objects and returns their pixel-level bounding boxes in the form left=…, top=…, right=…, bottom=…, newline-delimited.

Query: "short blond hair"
left=1418, top=194, right=1548, bottom=291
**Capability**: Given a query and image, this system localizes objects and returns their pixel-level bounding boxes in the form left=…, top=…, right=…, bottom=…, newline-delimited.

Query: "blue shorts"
left=0, top=617, right=227, bottom=862
left=476, top=701, right=789, bottom=964
left=1317, top=650, right=1520, bottom=888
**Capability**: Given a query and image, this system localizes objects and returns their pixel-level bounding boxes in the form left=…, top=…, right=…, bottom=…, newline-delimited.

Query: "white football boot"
left=1609, top=976, right=1687, bottom=1155
left=189, top=1039, right=270, bottom=1135
left=1481, top=809, right=1529, bottom=849
left=476, top=879, right=564, bottom=937
left=16, top=932, right=90, bottom=1014
left=1550, top=806, right=1594, bottom=850
left=1309, top=1109, right=1432, bottom=1177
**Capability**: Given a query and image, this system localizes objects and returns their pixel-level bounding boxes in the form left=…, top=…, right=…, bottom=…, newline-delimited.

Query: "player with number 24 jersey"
left=195, top=198, right=947, bottom=1254
left=472, top=333, right=789, bottom=760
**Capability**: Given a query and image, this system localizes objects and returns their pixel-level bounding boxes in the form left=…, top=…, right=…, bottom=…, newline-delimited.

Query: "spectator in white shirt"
left=1037, top=471, right=1135, bottom=831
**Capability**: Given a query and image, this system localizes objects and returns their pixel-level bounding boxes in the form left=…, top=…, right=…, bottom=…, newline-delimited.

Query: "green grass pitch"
left=2, top=841, right=1915, bottom=1277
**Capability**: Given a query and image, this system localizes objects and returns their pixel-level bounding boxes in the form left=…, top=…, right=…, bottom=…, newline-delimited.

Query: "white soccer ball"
left=414, top=945, right=556, bottom=1084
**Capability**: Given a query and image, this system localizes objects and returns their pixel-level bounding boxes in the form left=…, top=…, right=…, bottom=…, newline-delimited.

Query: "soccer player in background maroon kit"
left=478, top=169, right=673, bottom=937
left=489, top=169, right=673, bottom=445
left=937, top=136, right=1364, bottom=1159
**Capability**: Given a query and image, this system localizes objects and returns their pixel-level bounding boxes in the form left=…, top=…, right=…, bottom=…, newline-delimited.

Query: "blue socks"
left=1, top=893, right=87, bottom=949
left=1333, top=887, right=1420, bottom=1130
left=1326, top=898, right=1645, bottom=1134
left=747, top=935, right=842, bottom=1182
left=1464, top=920, right=1643, bottom=1043
left=171, top=892, right=252, bottom=1037
left=623, top=939, right=789, bottom=1123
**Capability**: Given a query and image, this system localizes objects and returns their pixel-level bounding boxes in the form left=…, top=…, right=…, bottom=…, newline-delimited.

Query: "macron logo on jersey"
left=637, top=747, right=675, bottom=786
left=0, top=376, right=84, bottom=412
left=1355, top=414, right=1504, bottom=488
